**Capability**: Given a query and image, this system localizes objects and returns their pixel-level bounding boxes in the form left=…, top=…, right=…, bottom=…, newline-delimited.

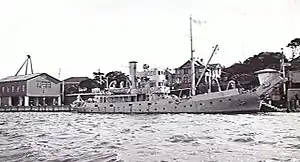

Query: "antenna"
left=58, top=68, right=61, bottom=79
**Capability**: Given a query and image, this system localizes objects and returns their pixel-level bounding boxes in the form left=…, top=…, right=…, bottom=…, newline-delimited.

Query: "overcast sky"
left=0, top=0, right=300, bottom=80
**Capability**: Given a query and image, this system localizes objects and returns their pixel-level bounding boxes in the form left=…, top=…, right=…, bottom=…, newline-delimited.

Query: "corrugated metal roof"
left=0, top=73, right=42, bottom=83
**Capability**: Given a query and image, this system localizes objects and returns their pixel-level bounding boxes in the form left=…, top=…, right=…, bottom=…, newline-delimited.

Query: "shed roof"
left=63, top=77, right=90, bottom=83
left=0, top=73, right=60, bottom=83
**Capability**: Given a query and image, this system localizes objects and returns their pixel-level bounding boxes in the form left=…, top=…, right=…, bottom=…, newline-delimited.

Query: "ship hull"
left=77, top=90, right=261, bottom=114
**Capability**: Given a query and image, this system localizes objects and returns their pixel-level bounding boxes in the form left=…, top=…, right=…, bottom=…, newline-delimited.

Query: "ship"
left=75, top=16, right=286, bottom=114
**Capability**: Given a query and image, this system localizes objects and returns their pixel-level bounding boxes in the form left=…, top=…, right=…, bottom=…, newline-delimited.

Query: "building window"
left=184, top=69, right=188, bottom=74
left=150, top=82, right=155, bottom=87
left=16, top=86, right=20, bottom=92
left=184, top=77, right=189, bottom=83
left=158, top=71, right=161, bottom=75
left=12, top=86, right=15, bottom=92
left=158, top=82, right=163, bottom=86
left=7, top=87, right=10, bottom=92
left=48, top=82, right=51, bottom=88
left=22, top=85, right=25, bottom=92
left=176, top=77, right=181, bottom=83
left=37, top=82, right=41, bottom=88
left=1, top=87, right=4, bottom=93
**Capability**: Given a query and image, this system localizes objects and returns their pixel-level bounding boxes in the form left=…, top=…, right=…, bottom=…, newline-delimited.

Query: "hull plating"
left=77, top=92, right=261, bottom=114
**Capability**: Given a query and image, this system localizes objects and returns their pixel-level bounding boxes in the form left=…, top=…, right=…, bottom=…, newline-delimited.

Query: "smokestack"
left=129, top=61, right=137, bottom=89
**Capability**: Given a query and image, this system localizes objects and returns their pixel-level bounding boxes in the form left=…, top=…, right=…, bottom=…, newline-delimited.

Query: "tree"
left=92, top=69, right=106, bottom=89
left=287, top=38, right=300, bottom=59
left=222, top=51, right=287, bottom=89
left=225, top=52, right=287, bottom=76
left=105, top=71, right=129, bottom=88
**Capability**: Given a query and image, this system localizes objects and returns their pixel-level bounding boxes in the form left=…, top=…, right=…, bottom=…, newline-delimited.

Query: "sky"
left=0, top=0, right=300, bottom=80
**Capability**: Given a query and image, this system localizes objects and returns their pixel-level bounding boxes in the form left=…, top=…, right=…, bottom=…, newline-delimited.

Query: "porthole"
left=220, top=100, right=223, bottom=102
left=154, top=108, right=157, bottom=111
left=169, top=101, right=173, bottom=104
left=190, top=105, right=192, bottom=107
left=139, top=104, right=141, bottom=106
left=229, top=98, right=232, bottom=101
left=110, top=104, right=113, bottom=107
left=184, top=106, right=186, bottom=108
left=163, top=108, right=165, bottom=110
left=174, top=106, right=177, bottom=109
left=200, top=103, right=203, bottom=106
left=210, top=101, right=213, bottom=104
left=139, top=109, right=142, bottom=111
left=147, top=103, right=152, bottom=105
left=95, top=104, right=98, bottom=107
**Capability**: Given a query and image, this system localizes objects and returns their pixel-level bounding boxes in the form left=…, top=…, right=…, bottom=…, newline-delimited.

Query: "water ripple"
left=0, top=112, right=300, bottom=161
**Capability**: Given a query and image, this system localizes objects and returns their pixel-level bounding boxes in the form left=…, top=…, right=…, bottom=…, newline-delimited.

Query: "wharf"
left=0, top=105, right=74, bottom=112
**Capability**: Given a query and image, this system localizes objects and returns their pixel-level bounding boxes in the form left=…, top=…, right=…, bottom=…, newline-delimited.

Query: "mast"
left=190, top=16, right=196, bottom=96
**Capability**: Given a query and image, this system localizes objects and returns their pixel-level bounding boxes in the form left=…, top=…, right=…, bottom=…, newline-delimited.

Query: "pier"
left=0, top=105, right=73, bottom=112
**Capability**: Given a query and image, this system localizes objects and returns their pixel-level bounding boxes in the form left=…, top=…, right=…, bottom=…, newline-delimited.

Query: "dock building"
left=0, top=73, right=61, bottom=106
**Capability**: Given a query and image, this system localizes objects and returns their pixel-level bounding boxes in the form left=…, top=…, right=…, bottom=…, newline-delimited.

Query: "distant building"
left=172, top=60, right=205, bottom=89
left=63, top=77, right=90, bottom=94
left=0, top=73, right=61, bottom=106
left=171, top=60, right=223, bottom=89
left=287, top=57, right=300, bottom=108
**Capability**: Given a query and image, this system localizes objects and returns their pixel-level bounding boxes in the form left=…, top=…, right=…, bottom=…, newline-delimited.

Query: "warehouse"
left=0, top=73, right=61, bottom=106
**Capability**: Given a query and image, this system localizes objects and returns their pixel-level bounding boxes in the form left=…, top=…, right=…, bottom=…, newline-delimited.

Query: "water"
left=0, top=112, right=300, bottom=162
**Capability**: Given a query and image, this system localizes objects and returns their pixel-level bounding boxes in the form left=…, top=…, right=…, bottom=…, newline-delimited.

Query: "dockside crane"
left=15, top=55, right=34, bottom=76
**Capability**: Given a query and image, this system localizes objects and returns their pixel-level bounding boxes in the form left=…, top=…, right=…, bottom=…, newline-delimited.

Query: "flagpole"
left=190, top=16, right=196, bottom=96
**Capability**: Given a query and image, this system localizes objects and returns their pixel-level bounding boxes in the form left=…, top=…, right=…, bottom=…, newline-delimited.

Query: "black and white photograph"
left=0, top=0, right=300, bottom=161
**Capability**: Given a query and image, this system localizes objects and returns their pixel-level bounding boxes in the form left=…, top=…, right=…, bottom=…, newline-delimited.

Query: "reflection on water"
left=0, top=112, right=300, bottom=162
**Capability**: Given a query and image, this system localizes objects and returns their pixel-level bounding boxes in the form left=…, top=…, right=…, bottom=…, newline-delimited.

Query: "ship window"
left=210, top=101, right=213, bottom=104
left=174, top=106, right=177, bottom=109
left=229, top=98, right=232, bottom=101
left=190, top=105, right=192, bottom=107
left=184, top=105, right=186, bottom=108
left=139, top=109, right=141, bottom=111
left=147, top=103, right=151, bottom=105
left=163, top=108, right=165, bottom=110
left=129, top=104, right=132, bottom=106
left=220, top=100, right=223, bottom=102
left=110, top=104, right=113, bottom=107
left=154, top=108, right=157, bottom=111
left=200, top=103, right=203, bottom=106
left=168, top=101, right=172, bottom=104
left=147, top=109, right=149, bottom=111
left=139, top=104, right=141, bottom=106
left=95, top=104, right=98, bottom=107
